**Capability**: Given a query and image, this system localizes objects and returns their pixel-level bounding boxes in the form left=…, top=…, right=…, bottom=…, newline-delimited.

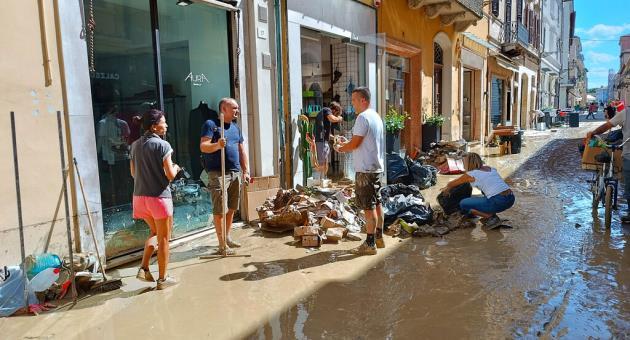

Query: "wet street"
left=3, top=126, right=629, bottom=339
left=249, top=137, right=630, bottom=339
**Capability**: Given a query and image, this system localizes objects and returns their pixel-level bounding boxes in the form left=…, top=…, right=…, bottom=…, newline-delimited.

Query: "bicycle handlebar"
left=591, top=136, right=630, bottom=150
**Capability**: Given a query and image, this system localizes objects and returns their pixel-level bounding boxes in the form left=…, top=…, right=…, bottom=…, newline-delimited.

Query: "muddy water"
left=248, top=138, right=630, bottom=339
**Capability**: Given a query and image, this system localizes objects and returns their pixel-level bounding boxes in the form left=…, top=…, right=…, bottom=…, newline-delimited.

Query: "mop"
left=200, top=112, right=250, bottom=259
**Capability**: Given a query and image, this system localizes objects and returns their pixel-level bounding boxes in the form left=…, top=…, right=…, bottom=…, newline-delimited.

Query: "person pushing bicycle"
left=584, top=100, right=628, bottom=222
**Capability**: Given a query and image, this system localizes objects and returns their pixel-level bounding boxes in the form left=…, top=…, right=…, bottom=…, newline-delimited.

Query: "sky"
left=574, top=0, right=630, bottom=89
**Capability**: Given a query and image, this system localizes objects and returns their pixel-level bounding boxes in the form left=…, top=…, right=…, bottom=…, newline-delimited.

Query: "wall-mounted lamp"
left=177, top=0, right=193, bottom=6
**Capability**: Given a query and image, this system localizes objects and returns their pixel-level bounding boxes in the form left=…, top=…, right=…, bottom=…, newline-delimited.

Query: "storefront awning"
left=495, top=56, right=518, bottom=73
left=462, top=32, right=497, bottom=51
left=196, top=0, right=239, bottom=11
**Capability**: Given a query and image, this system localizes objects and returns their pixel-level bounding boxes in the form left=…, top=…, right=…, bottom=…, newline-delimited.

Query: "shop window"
left=386, top=54, right=409, bottom=123
left=88, top=0, right=231, bottom=257
left=433, top=43, right=443, bottom=116
left=300, top=28, right=365, bottom=180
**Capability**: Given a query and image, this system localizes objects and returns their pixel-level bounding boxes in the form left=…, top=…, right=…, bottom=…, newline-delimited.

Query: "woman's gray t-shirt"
left=130, top=133, right=173, bottom=198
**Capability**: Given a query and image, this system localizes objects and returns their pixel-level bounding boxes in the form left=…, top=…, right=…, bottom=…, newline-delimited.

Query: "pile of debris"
left=256, top=186, right=364, bottom=248
left=386, top=155, right=439, bottom=188
left=416, top=141, right=469, bottom=174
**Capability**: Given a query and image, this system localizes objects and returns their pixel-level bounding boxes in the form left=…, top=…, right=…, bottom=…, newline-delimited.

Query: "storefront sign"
left=91, top=72, right=120, bottom=80
left=185, top=72, right=210, bottom=87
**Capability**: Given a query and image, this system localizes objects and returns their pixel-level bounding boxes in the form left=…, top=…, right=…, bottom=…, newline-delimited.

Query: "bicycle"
left=588, top=137, right=630, bottom=228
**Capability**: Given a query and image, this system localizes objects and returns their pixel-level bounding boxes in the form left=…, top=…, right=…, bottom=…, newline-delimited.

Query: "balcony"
left=501, top=22, right=539, bottom=58
left=408, top=0, right=483, bottom=32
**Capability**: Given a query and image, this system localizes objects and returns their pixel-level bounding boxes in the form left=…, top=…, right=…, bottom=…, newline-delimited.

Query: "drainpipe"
left=276, top=0, right=292, bottom=188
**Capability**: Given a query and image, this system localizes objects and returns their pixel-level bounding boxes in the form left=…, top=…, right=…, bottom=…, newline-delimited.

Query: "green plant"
left=385, top=106, right=409, bottom=133
left=424, top=113, right=445, bottom=126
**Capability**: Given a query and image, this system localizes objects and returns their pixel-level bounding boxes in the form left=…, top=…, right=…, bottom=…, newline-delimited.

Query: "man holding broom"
left=200, top=98, right=250, bottom=255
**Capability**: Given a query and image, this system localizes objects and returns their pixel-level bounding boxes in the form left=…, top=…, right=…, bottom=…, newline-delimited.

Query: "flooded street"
left=3, top=129, right=629, bottom=340
left=249, top=137, right=630, bottom=339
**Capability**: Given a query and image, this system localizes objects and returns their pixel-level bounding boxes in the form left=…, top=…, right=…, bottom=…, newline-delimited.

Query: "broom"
left=73, top=158, right=122, bottom=292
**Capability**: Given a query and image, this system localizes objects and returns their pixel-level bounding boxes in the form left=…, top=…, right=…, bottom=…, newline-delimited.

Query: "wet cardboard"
left=301, top=235, right=321, bottom=247
left=294, top=226, right=319, bottom=237
left=581, top=145, right=622, bottom=172
left=242, top=176, right=280, bottom=222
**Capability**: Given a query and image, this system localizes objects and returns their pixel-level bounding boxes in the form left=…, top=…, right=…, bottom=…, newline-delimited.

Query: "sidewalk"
left=0, top=122, right=600, bottom=340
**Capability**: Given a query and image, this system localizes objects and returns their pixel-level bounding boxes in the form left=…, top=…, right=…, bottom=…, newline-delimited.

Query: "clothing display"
left=97, top=113, right=131, bottom=165
left=188, top=102, right=217, bottom=179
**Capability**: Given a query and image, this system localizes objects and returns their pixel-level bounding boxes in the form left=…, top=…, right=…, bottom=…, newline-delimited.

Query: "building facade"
left=539, top=0, right=562, bottom=109
left=568, top=36, right=587, bottom=108
left=487, top=0, right=541, bottom=130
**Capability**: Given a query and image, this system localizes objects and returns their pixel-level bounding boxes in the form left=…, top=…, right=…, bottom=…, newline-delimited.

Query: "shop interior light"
left=177, top=0, right=193, bottom=6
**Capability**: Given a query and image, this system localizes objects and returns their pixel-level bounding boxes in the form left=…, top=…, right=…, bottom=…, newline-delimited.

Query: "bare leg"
left=225, top=209, right=236, bottom=238
left=141, top=218, right=157, bottom=269
left=213, top=214, right=225, bottom=248
left=364, top=208, right=377, bottom=234
left=375, top=204, right=384, bottom=231
left=155, top=215, right=172, bottom=280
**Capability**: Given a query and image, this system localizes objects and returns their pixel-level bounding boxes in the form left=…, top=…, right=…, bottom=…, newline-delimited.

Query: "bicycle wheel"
left=591, top=181, right=600, bottom=210
left=604, top=185, right=613, bottom=229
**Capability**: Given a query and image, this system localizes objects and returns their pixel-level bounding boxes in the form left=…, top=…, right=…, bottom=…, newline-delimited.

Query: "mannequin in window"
left=189, top=101, right=217, bottom=179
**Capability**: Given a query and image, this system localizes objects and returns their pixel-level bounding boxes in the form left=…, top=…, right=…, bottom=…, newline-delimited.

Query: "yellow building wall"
left=0, top=2, right=71, bottom=264
left=379, top=0, right=456, bottom=115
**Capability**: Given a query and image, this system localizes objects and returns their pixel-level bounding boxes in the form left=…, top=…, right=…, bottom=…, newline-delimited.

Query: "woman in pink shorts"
left=130, top=109, right=181, bottom=290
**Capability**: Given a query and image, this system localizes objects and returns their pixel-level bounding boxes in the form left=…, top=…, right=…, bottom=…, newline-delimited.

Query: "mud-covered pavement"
left=249, top=137, right=630, bottom=339
left=2, top=125, right=628, bottom=339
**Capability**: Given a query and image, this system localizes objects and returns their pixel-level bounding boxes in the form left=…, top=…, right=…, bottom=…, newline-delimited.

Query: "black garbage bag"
left=407, top=160, right=438, bottom=189
left=383, top=194, right=433, bottom=225
left=394, top=205, right=434, bottom=225
left=386, top=154, right=409, bottom=184
left=437, top=183, right=472, bottom=215
left=380, top=183, right=423, bottom=201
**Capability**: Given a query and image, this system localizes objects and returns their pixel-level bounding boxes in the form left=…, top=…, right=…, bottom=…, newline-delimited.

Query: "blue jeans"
left=623, top=156, right=630, bottom=204
left=460, top=193, right=515, bottom=215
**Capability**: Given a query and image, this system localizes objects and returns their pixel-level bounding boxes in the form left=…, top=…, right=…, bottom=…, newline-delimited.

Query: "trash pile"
left=415, top=141, right=469, bottom=175
left=1, top=252, right=118, bottom=317
left=386, top=155, right=439, bottom=188
left=256, top=186, right=364, bottom=248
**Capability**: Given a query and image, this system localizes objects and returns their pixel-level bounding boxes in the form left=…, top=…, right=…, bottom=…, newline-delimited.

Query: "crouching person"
left=441, top=153, right=515, bottom=229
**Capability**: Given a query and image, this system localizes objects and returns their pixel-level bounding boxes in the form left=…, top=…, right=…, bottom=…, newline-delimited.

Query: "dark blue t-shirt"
left=201, top=119, right=244, bottom=172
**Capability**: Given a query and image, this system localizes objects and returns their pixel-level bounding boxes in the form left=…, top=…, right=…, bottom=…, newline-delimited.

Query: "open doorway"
left=462, top=69, right=473, bottom=141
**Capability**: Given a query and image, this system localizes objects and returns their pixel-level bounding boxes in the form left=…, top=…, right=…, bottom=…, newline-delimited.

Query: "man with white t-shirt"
left=335, top=87, right=385, bottom=255
left=585, top=101, right=629, bottom=222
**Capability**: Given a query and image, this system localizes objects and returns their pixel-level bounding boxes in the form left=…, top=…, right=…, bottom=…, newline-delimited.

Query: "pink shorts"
left=133, top=196, right=173, bottom=220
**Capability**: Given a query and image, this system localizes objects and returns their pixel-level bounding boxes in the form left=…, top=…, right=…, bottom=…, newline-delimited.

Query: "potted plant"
left=422, top=112, right=444, bottom=151
left=384, top=105, right=409, bottom=154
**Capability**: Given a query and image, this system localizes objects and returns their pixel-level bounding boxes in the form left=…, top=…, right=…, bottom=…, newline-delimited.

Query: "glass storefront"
left=300, top=28, right=365, bottom=180
left=88, top=0, right=232, bottom=257
left=386, top=54, right=408, bottom=120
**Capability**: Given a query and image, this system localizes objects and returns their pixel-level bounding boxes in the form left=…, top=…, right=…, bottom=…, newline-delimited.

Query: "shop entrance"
left=88, top=0, right=233, bottom=257
left=299, top=28, right=366, bottom=181
left=462, top=69, right=473, bottom=141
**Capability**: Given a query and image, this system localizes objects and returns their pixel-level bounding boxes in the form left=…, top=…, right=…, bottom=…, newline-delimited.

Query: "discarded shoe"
left=156, top=276, right=178, bottom=290
left=484, top=215, right=502, bottom=230
left=351, top=242, right=377, bottom=256
left=226, top=237, right=241, bottom=248
left=136, top=267, right=155, bottom=282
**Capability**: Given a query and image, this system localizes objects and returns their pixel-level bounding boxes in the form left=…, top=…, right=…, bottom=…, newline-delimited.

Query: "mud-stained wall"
left=0, top=1, right=69, bottom=264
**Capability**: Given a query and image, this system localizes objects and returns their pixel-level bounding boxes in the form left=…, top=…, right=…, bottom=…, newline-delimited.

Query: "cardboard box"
left=241, top=176, right=281, bottom=222
left=294, top=226, right=320, bottom=237
left=325, top=228, right=345, bottom=241
left=301, top=235, right=321, bottom=247
left=581, top=145, right=622, bottom=172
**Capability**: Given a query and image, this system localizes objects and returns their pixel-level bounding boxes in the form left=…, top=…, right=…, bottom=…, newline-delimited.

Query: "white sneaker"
left=136, top=267, right=155, bottom=282
left=156, top=276, right=178, bottom=290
